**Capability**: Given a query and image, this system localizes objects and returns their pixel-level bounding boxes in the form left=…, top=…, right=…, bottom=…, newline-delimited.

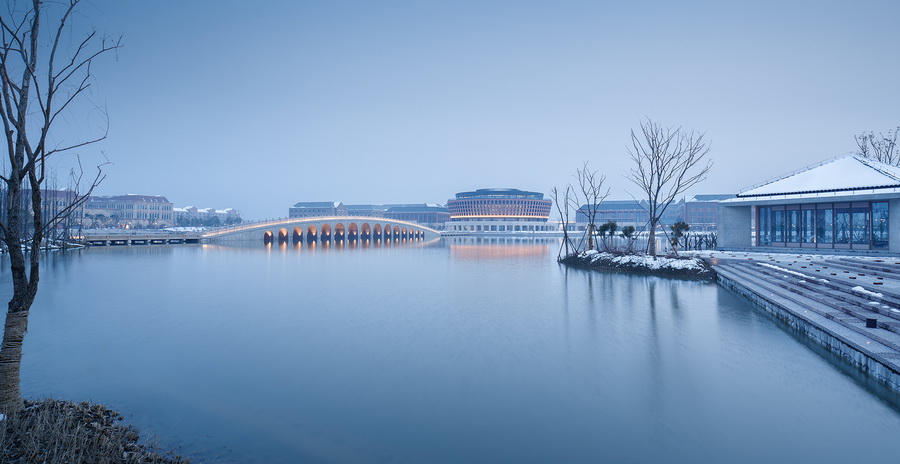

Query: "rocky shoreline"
left=0, top=399, right=188, bottom=464
left=560, top=250, right=717, bottom=280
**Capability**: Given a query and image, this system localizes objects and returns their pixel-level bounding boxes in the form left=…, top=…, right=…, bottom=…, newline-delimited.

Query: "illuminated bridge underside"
left=202, top=217, right=441, bottom=244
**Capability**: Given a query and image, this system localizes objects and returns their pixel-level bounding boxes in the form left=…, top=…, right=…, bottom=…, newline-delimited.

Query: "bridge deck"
left=80, top=231, right=202, bottom=246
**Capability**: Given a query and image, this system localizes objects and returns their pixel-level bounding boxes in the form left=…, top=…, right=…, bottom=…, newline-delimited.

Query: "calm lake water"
left=5, top=238, right=900, bottom=463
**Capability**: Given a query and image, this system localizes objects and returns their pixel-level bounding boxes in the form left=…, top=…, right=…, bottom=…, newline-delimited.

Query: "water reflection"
left=214, top=237, right=443, bottom=254
left=444, top=236, right=555, bottom=260
left=6, top=239, right=900, bottom=463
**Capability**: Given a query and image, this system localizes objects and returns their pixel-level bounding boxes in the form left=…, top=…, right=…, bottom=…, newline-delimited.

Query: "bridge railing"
left=201, top=218, right=297, bottom=238
left=201, top=217, right=440, bottom=238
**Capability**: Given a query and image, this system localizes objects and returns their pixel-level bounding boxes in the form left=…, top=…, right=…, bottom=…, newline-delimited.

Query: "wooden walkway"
left=713, top=254, right=900, bottom=391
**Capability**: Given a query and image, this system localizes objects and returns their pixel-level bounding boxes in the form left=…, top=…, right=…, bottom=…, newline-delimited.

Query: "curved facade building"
left=445, top=188, right=555, bottom=233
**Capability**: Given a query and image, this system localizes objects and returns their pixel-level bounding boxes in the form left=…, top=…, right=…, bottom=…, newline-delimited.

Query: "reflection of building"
left=719, top=154, right=899, bottom=253
left=84, top=194, right=174, bottom=228
left=446, top=236, right=552, bottom=260
left=289, top=202, right=347, bottom=218
left=444, top=188, right=555, bottom=233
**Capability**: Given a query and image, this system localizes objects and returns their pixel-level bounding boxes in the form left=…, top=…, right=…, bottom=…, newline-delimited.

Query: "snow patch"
left=577, top=252, right=705, bottom=271
left=758, top=262, right=809, bottom=279
left=851, top=286, right=883, bottom=298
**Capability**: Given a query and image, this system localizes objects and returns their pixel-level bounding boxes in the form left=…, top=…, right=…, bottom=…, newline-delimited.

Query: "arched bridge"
left=202, top=217, right=441, bottom=244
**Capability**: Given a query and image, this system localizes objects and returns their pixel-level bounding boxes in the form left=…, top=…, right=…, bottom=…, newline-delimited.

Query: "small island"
left=560, top=250, right=716, bottom=280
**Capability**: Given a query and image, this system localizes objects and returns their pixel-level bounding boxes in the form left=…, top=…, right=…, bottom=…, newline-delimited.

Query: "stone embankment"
left=712, top=254, right=900, bottom=392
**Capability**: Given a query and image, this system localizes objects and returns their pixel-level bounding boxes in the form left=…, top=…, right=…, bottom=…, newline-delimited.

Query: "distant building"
left=174, top=206, right=241, bottom=226
left=683, top=194, right=735, bottom=232
left=84, top=194, right=174, bottom=228
left=445, top=188, right=555, bottom=233
left=384, top=204, right=449, bottom=229
left=577, top=199, right=684, bottom=232
left=288, top=202, right=347, bottom=218
left=344, top=204, right=388, bottom=218
left=0, top=188, right=80, bottom=238
left=719, top=154, right=899, bottom=253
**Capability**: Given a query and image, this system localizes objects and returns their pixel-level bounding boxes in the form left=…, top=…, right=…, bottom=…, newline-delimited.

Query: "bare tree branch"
left=626, top=118, right=712, bottom=257
left=0, top=0, right=120, bottom=413
left=573, top=161, right=610, bottom=251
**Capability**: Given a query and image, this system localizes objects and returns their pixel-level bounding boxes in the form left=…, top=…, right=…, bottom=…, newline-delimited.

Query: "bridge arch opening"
left=383, top=224, right=392, bottom=240
left=334, top=223, right=345, bottom=241
left=321, top=224, right=332, bottom=242
left=263, top=230, right=274, bottom=244
left=393, top=225, right=401, bottom=241
left=361, top=223, right=371, bottom=241
left=278, top=228, right=289, bottom=244
left=306, top=225, right=317, bottom=243
left=401, top=227, right=408, bottom=240
left=292, top=226, right=303, bottom=243
left=373, top=224, right=382, bottom=241
left=348, top=223, right=359, bottom=241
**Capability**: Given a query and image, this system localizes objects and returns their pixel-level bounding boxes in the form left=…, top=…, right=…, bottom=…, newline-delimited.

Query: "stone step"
left=715, top=263, right=900, bottom=350
left=739, top=262, right=900, bottom=329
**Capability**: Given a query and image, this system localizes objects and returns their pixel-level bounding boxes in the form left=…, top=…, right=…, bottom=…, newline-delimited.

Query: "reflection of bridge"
left=202, top=217, right=441, bottom=244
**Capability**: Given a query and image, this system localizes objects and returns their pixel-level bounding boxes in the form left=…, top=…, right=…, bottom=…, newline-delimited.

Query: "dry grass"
left=0, top=399, right=189, bottom=464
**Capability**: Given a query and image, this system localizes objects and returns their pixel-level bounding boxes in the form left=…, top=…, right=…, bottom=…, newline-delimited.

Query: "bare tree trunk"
left=586, top=223, right=594, bottom=251
left=647, top=219, right=657, bottom=256
left=0, top=310, right=29, bottom=410
left=0, top=0, right=118, bottom=413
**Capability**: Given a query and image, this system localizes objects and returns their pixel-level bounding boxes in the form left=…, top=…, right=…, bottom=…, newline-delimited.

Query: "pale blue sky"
left=45, top=0, right=900, bottom=219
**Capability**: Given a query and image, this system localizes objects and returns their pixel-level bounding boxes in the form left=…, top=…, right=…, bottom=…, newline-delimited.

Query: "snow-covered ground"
left=581, top=250, right=706, bottom=270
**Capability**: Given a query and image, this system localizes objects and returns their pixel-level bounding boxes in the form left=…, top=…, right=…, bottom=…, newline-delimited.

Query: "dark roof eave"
left=735, top=184, right=900, bottom=199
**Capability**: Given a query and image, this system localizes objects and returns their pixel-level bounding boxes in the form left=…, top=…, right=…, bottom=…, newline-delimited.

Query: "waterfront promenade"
left=712, top=253, right=900, bottom=392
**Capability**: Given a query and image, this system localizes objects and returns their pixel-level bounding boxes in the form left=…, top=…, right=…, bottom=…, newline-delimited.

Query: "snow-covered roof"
left=686, top=194, right=735, bottom=203
left=292, top=201, right=342, bottom=208
left=733, top=154, right=900, bottom=199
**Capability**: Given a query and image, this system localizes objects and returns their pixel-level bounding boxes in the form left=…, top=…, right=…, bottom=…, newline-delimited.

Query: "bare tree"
left=550, top=185, right=576, bottom=259
left=0, top=0, right=118, bottom=413
left=626, top=119, right=712, bottom=257
left=574, top=161, right=609, bottom=251
left=855, top=127, right=898, bottom=165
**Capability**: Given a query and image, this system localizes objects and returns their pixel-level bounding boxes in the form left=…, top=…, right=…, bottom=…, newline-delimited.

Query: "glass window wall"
left=756, top=201, right=888, bottom=249
left=773, top=210, right=784, bottom=242
left=852, top=208, right=870, bottom=245
left=758, top=207, right=771, bottom=245
left=801, top=209, right=814, bottom=243
left=816, top=209, right=833, bottom=244
left=873, top=202, right=889, bottom=249
left=787, top=209, right=800, bottom=242
left=835, top=208, right=851, bottom=244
